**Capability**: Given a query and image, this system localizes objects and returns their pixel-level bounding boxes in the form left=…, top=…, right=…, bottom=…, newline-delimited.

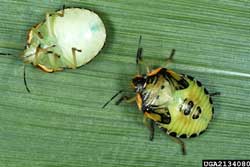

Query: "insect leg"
left=33, top=45, right=42, bottom=65
left=164, top=49, right=175, bottom=67
left=71, top=47, right=82, bottom=69
left=34, top=45, right=57, bottom=72
left=210, top=92, right=221, bottom=96
left=46, top=52, right=63, bottom=71
left=136, top=36, right=150, bottom=74
left=116, top=96, right=136, bottom=105
left=36, top=64, right=54, bottom=73
left=48, top=5, right=65, bottom=17
left=45, top=13, right=53, bottom=36
left=168, top=135, right=186, bottom=155
left=29, top=25, right=44, bottom=42
left=143, top=116, right=155, bottom=141
left=45, top=6, right=65, bottom=37
left=52, top=53, right=63, bottom=71
left=34, top=45, right=56, bottom=64
left=58, top=5, right=65, bottom=17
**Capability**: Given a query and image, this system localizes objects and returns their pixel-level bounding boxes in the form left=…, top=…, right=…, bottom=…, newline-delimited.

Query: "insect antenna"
left=169, top=49, right=176, bottom=60
left=136, top=35, right=143, bottom=75
left=0, top=53, right=31, bottom=92
left=23, top=65, right=31, bottom=93
left=102, top=90, right=123, bottom=108
left=0, top=53, right=12, bottom=55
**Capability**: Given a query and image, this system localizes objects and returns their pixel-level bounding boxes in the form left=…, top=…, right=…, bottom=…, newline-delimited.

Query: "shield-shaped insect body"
left=22, top=7, right=106, bottom=72
left=103, top=36, right=220, bottom=155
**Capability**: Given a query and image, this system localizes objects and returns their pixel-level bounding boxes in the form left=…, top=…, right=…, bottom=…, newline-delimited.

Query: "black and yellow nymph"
left=103, top=36, right=219, bottom=155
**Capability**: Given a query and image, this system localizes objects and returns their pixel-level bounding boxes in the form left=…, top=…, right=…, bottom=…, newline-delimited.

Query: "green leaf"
left=1, top=0, right=250, bottom=166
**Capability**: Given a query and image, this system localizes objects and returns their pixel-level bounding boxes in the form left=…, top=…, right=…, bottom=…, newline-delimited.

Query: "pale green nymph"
left=22, top=8, right=106, bottom=72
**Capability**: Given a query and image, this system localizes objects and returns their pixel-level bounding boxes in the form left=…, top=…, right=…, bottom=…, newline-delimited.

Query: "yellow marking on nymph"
left=147, top=68, right=162, bottom=76
left=144, top=112, right=161, bottom=122
left=136, top=93, right=142, bottom=111
left=166, top=69, right=182, bottom=81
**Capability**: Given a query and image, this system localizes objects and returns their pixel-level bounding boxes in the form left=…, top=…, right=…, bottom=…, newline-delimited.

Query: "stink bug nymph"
left=21, top=6, right=106, bottom=92
left=22, top=7, right=106, bottom=72
left=103, top=36, right=220, bottom=155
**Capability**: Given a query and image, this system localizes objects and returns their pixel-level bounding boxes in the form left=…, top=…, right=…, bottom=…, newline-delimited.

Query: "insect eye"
left=132, top=77, right=146, bottom=86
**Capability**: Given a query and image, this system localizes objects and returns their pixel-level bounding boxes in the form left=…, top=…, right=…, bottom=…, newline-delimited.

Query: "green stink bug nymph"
left=103, top=36, right=220, bottom=155
left=22, top=7, right=106, bottom=72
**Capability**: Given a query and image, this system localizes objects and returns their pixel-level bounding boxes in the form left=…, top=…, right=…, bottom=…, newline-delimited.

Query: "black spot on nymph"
left=192, top=114, right=199, bottom=119
left=188, top=101, right=194, bottom=108
left=209, top=97, right=213, bottom=104
left=187, top=75, right=194, bottom=81
left=169, top=132, right=177, bottom=137
left=197, top=106, right=202, bottom=113
left=196, top=80, right=202, bottom=87
left=184, top=108, right=191, bottom=115
left=212, top=107, right=214, bottom=113
left=184, top=101, right=194, bottom=115
left=190, top=133, right=197, bottom=138
left=199, top=130, right=205, bottom=136
left=179, top=134, right=187, bottom=138
left=178, top=78, right=189, bottom=89
left=159, top=112, right=171, bottom=124
left=204, top=88, right=209, bottom=95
